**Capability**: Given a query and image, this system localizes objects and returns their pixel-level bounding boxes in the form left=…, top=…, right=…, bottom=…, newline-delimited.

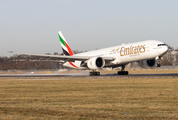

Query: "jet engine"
left=139, top=59, right=156, bottom=68
left=87, top=57, right=105, bottom=69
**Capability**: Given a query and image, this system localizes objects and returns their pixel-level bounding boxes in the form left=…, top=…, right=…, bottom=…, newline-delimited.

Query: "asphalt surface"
left=0, top=73, right=178, bottom=78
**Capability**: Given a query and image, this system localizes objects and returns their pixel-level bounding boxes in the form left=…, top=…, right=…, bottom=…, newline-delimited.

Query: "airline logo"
left=58, top=32, right=78, bottom=68
left=120, top=45, right=146, bottom=56
left=110, top=45, right=146, bottom=56
left=58, top=32, right=74, bottom=56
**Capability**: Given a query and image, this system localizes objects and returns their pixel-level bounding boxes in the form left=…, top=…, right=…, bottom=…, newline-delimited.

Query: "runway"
left=0, top=73, right=178, bottom=78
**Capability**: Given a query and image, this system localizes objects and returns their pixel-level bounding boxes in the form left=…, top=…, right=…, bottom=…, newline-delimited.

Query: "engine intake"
left=139, top=59, right=156, bottom=68
left=87, top=57, right=105, bottom=70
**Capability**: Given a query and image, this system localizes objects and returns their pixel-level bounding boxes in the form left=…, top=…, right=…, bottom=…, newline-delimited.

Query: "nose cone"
left=157, top=43, right=168, bottom=55
left=156, top=41, right=169, bottom=56
left=165, top=45, right=168, bottom=52
left=161, top=45, right=169, bottom=55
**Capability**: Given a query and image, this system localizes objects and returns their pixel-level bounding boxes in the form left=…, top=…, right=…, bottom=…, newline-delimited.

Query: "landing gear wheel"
left=156, top=62, right=161, bottom=67
left=89, top=72, right=93, bottom=76
left=125, top=71, right=128, bottom=75
left=156, top=64, right=161, bottom=67
left=118, top=71, right=129, bottom=75
left=89, top=71, right=100, bottom=76
left=96, top=72, right=100, bottom=76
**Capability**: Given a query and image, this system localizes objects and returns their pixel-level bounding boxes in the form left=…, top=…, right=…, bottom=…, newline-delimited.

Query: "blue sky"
left=0, top=0, right=178, bottom=56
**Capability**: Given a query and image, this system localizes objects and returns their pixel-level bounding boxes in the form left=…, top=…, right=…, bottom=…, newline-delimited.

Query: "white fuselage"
left=63, top=40, right=168, bottom=69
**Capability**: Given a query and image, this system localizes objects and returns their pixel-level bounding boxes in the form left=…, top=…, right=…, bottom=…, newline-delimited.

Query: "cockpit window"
left=158, top=44, right=166, bottom=46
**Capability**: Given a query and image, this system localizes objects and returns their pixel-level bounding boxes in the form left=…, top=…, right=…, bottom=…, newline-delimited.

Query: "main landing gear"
left=89, top=70, right=100, bottom=76
left=89, top=65, right=129, bottom=76
left=117, top=65, right=129, bottom=75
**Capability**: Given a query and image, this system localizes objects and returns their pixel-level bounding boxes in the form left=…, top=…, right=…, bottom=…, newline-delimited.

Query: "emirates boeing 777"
left=10, top=31, right=168, bottom=76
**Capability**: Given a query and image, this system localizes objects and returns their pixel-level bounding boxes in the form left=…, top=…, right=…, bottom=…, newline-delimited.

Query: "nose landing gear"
left=156, top=56, right=162, bottom=67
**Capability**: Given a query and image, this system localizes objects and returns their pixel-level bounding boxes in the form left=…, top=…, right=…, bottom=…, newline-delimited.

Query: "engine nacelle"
left=87, top=57, right=105, bottom=70
left=139, top=59, right=156, bottom=68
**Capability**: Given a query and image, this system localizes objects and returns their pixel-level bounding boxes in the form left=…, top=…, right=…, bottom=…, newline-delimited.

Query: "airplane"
left=9, top=31, right=168, bottom=76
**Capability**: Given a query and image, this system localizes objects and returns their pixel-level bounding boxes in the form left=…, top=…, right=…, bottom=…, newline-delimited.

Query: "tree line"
left=0, top=55, right=63, bottom=70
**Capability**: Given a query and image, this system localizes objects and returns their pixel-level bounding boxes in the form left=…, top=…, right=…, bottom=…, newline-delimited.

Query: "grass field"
left=0, top=76, right=178, bottom=119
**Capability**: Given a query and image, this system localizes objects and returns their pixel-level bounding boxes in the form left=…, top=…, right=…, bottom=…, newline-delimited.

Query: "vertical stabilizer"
left=58, top=31, right=74, bottom=56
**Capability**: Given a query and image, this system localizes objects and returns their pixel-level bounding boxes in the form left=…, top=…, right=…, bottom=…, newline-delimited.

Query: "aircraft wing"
left=9, top=51, right=115, bottom=62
